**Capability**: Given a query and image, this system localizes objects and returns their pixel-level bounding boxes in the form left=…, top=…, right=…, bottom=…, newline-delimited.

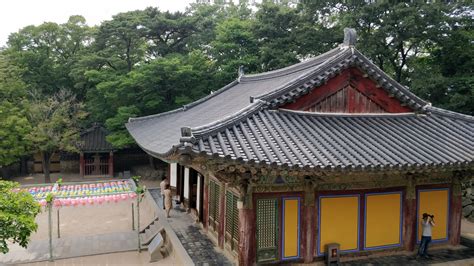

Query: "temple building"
left=126, top=29, right=473, bottom=265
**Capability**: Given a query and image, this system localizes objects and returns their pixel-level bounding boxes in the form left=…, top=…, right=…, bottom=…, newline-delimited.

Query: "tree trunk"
left=20, top=156, right=28, bottom=175
left=42, top=151, right=52, bottom=183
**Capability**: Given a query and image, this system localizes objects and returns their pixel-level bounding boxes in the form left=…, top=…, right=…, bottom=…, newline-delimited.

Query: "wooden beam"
left=403, top=175, right=416, bottom=251
left=449, top=175, right=462, bottom=245
left=79, top=152, right=84, bottom=177
left=108, top=151, right=114, bottom=177
left=238, top=204, right=256, bottom=266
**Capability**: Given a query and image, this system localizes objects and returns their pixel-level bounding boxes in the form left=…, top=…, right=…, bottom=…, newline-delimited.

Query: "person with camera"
left=418, top=213, right=435, bottom=259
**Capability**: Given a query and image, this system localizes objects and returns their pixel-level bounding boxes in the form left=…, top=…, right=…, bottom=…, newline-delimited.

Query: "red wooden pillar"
left=79, top=152, right=84, bottom=177
left=218, top=182, right=226, bottom=248
left=203, top=174, right=209, bottom=231
left=403, top=176, right=416, bottom=251
left=302, top=190, right=316, bottom=263
left=108, top=151, right=114, bottom=177
left=449, top=176, right=462, bottom=246
left=238, top=202, right=256, bottom=266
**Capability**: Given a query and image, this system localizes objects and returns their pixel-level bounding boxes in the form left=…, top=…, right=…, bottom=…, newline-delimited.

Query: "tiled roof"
left=79, top=125, right=114, bottom=152
left=126, top=43, right=474, bottom=171
left=186, top=108, right=473, bottom=170
left=126, top=46, right=344, bottom=155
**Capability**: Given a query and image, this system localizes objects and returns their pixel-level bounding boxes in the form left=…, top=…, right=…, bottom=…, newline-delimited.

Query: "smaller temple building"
left=126, top=29, right=473, bottom=265
left=78, top=124, right=115, bottom=177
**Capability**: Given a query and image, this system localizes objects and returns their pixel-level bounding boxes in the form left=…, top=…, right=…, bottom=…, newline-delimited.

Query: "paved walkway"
left=149, top=188, right=234, bottom=266
left=1, top=231, right=137, bottom=264
left=342, top=238, right=474, bottom=265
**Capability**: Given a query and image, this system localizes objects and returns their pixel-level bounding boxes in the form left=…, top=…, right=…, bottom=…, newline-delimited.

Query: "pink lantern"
left=53, top=199, right=61, bottom=207
left=113, top=195, right=119, bottom=202
left=80, top=198, right=87, bottom=206
left=97, top=196, right=104, bottom=204
left=88, top=197, right=94, bottom=205
left=70, top=198, right=77, bottom=207
left=121, top=194, right=128, bottom=200
left=39, top=200, right=47, bottom=207
left=130, top=193, right=137, bottom=199
left=104, top=195, right=111, bottom=202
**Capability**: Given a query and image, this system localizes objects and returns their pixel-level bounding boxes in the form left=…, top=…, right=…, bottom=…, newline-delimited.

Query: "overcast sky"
left=0, top=0, right=194, bottom=46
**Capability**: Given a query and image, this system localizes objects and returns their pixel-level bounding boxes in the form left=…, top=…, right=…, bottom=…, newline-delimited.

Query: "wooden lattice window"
left=208, top=180, right=220, bottom=233
left=225, top=191, right=239, bottom=253
left=256, top=198, right=279, bottom=262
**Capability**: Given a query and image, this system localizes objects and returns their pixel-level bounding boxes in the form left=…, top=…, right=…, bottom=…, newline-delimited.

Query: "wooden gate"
left=84, top=154, right=109, bottom=176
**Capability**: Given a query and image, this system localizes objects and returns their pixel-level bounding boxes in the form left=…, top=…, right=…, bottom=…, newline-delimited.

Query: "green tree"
left=0, top=180, right=40, bottom=254
left=341, top=2, right=453, bottom=83
left=26, top=90, right=87, bottom=183
left=211, top=17, right=259, bottom=83
left=6, top=16, right=92, bottom=98
left=96, top=52, right=218, bottom=147
left=254, top=2, right=300, bottom=71
left=0, top=54, right=31, bottom=167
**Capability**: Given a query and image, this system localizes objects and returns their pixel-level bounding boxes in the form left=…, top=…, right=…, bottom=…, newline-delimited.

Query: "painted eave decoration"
left=126, top=28, right=474, bottom=173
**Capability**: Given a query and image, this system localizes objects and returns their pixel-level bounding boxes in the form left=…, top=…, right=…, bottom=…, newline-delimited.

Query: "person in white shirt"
left=160, top=177, right=169, bottom=210
left=418, top=213, right=435, bottom=259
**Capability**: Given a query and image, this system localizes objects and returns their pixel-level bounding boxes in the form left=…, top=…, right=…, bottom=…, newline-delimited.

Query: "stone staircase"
left=140, top=217, right=161, bottom=247
left=139, top=217, right=172, bottom=262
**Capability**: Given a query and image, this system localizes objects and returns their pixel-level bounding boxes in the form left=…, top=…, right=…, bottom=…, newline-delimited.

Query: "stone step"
left=140, top=216, right=159, bottom=234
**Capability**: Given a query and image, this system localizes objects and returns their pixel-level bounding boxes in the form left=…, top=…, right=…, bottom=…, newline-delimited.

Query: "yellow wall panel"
left=283, top=198, right=299, bottom=259
left=365, top=193, right=402, bottom=249
left=418, top=189, right=449, bottom=241
left=319, top=196, right=359, bottom=254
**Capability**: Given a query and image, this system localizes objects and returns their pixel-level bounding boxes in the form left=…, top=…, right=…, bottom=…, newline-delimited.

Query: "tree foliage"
left=0, top=54, right=31, bottom=167
left=26, top=90, right=87, bottom=182
left=0, top=180, right=40, bottom=253
left=0, top=2, right=472, bottom=158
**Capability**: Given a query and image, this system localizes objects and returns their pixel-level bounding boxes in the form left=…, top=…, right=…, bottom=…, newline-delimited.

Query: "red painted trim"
left=403, top=196, right=417, bottom=251
left=349, top=68, right=411, bottom=113
left=303, top=204, right=316, bottom=263
left=282, top=68, right=412, bottom=113
left=238, top=208, right=256, bottom=266
left=203, top=179, right=209, bottom=231
left=283, top=71, right=350, bottom=111
left=449, top=192, right=462, bottom=245
left=218, top=184, right=226, bottom=248
left=359, top=194, right=366, bottom=252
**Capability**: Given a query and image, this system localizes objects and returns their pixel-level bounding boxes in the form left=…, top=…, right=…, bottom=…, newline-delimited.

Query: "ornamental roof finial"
left=343, top=28, right=357, bottom=47
left=237, top=65, right=245, bottom=82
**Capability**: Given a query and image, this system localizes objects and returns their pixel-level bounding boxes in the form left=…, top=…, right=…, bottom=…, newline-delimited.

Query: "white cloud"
left=0, top=0, right=193, bottom=47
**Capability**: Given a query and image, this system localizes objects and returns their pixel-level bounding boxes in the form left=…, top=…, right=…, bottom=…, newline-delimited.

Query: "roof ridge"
left=352, top=49, right=427, bottom=108
left=427, top=106, right=474, bottom=122
left=188, top=100, right=266, bottom=138
left=240, top=46, right=345, bottom=82
left=253, top=48, right=353, bottom=101
left=128, top=80, right=239, bottom=123
left=277, top=108, right=417, bottom=118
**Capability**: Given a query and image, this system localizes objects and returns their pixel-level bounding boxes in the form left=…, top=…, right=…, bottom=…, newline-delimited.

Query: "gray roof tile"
left=190, top=109, right=473, bottom=170
left=126, top=45, right=473, bottom=170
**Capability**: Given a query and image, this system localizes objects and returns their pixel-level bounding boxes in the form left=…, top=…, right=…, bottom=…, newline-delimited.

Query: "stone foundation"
left=131, top=164, right=166, bottom=181
left=462, top=179, right=474, bottom=222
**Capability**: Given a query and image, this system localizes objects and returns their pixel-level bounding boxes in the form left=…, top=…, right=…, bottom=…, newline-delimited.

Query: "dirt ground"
left=30, top=197, right=156, bottom=241
left=21, top=250, right=181, bottom=266
left=9, top=172, right=160, bottom=241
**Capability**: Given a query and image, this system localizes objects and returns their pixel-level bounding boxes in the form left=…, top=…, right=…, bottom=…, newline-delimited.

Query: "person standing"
left=418, top=213, right=435, bottom=259
left=160, top=176, right=169, bottom=210
left=164, top=184, right=172, bottom=218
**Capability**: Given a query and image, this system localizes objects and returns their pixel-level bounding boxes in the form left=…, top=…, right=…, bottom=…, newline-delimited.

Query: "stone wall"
left=462, top=179, right=474, bottom=222
left=130, top=164, right=167, bottom=181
